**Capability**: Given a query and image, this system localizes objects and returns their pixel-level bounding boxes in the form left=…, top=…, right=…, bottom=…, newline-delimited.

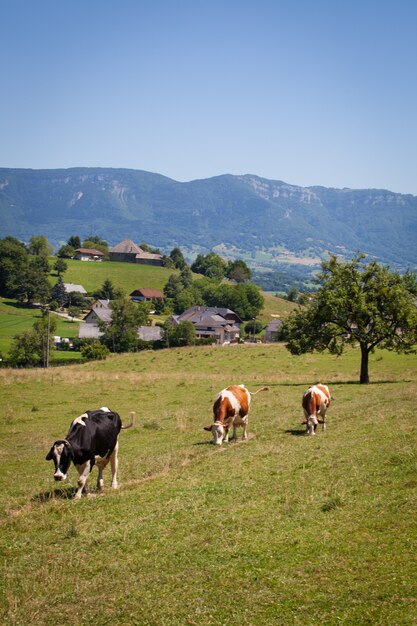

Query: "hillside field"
left=1, top=344, right=416, bottom=625
left=48, top=258, right=176, bottom=294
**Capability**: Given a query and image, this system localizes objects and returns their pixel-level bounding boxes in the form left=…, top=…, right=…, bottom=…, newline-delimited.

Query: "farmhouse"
left=83, top=299, right=112, bottom=324
left=170, top=306, right=242, bottom=344
left=130, top=288, right=165, bottom=303
left=74, top=248, right=104, bottom=261
left=109, top=239, right=163, bottom=266
left=78, top=299, right=163, bottom=342
left=264, top=319, right=283, bottom=342
left=78, top=299, right=111, bottom=339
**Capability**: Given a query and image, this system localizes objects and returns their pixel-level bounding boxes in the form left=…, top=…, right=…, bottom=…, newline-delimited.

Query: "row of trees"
left=191, top=252, right=251, bottom=282
left=159, top=249, right=262, bottom=319
left=0, top=236, right=52, bottom=304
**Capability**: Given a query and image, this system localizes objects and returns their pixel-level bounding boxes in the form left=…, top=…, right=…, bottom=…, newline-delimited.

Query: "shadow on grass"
left=285, top=429, right=307, bottom=437
left=3, top=300, right=41, bottom=311
left=32, top=486, right=78, bottom=502
left=265, top=380, right=409, bottom=387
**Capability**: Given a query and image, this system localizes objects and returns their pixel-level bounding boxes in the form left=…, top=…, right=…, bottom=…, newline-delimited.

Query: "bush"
left=81, top=341, right=110, bottom=361
left=244, top=320, right=264, bottom=335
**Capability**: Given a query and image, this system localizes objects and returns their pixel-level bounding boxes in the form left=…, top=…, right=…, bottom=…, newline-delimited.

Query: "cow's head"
left=46, top=440, right=74, bottom=481
left=204, top=421, right=225, bottom=445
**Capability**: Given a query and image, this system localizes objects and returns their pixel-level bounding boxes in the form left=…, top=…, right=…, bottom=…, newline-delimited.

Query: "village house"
left=264, top=319, right=283, bottom=342
left=83, top=299, right=112, bottom=325
left=78, top=299, right=163, bottom=342
left=130, top=288, right=165, bottom=303
left=169, top=306, right=242, bottom=345
left=74, top=248, right=104, bottom=261
left=109, top=239, right=163, bottom=266
left=78, top=299, right=111, bottom=339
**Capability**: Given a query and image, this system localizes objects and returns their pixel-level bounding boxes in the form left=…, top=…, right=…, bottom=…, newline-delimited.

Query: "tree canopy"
left=226, top=259, right=251, bottom=283
left=169, top=247, right=187, bottom=270
left=28, top=235, right=53, bottom=258
left=191, top=252, right=227, bottom=281
left=100, top=298, right=149, bottom=353
left=0, top=236, right=52, bottom=303
left=163, top=274, right=264, bottom=320
left=281, top=254, right=417, bottom=383
left=165, top=320, right=196, bottom=347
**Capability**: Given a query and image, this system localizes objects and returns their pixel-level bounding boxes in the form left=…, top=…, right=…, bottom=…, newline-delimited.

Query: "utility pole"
left=46, top=308, right=50, bottom=368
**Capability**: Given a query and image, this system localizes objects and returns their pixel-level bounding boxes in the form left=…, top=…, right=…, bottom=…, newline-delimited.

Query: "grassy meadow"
left=1, top=344, right=416, bottom=625
left=48, top=258, right=176, bottom=294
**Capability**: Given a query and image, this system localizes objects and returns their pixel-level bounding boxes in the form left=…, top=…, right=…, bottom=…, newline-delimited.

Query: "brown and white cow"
left=204, top=384, right=268, bottom=445
left=302, top=384, right=332, bottom=435
left=46, top=407, right=135, bottom=498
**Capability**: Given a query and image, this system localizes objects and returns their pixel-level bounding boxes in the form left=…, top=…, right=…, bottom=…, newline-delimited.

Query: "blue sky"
left=1, top=0, right=417, bottom=194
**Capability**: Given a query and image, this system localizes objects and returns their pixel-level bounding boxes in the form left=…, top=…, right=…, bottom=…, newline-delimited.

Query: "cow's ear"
left=46, top=447, right=54, bottom=461
left=203, top=426, right=213, bottom=431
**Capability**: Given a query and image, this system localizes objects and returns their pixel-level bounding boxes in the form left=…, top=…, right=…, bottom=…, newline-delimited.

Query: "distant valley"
left=1, top=167, right=416, bottom=276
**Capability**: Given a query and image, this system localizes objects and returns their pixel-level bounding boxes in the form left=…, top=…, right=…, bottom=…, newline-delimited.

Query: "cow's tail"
left=249, top=386, right=269, bottom=396
left=121, top=411, right=136, bottom=430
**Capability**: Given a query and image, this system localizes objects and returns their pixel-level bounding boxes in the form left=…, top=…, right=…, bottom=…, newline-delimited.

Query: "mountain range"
left=1, top=167, right=416, bottom=272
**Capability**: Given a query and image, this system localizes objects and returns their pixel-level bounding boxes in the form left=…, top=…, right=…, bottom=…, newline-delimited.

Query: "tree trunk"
left=360, top=344, right=370, bottom=384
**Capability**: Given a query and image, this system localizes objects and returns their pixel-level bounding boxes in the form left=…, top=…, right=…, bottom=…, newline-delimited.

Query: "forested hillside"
left=1, top=167, right=416, bottom=270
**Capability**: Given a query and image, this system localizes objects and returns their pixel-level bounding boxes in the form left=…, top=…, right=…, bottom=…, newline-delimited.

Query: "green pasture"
left=1, top=344, right=416, bottom=625
left=48, top=258, right=176, bottom=294
left=0, top=298, right=80, bottom=359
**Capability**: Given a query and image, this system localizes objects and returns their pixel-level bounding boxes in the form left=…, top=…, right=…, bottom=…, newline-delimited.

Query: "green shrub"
left=81, top=340, right=110, bottom=361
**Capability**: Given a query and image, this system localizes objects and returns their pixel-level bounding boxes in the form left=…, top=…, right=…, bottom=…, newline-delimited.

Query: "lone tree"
left=93, top=278, right=123, bottom=301
left=53, top=258, right=68, bottom=277
left=281, top=254, right=417, bottom=384
left=226, top=259, right=251, bottom=283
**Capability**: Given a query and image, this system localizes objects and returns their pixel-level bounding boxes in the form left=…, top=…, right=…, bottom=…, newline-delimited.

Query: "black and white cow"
left=46, top=407, right=135, bottom=499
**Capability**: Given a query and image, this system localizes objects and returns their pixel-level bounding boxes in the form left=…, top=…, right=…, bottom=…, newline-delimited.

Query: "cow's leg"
left=110, top=442, right=119, bottom=489
left=223, top=426, right=230, bottom=443
left=97, top=466, right=104, bottom=491
left=241, top=419, right=248, bottom=440
left=303, top=410, right=309, bottom=434
left=307, top=415, right=317, bottom=435
left=75, top=461, right=91, bottom=498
